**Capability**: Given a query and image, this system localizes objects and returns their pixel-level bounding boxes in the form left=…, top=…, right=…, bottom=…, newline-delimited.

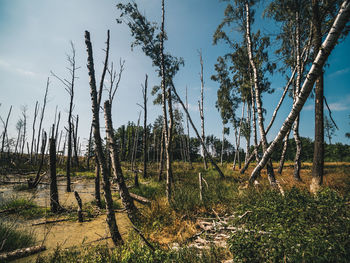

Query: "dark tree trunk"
left=49, top=138, right=60, bottom=213
left=94, top=158, right=102, bottom=208
left=142, top=75, right=148, bottom=178
left=104, top=100, right=139, bottom=222
left=30, top=102, right=38, bottom=162
left=85, top=30, right=123, bottom=246
left=311, top=0, right=324, bottom=193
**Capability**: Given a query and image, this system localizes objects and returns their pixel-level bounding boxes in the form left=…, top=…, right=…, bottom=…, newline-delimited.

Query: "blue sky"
left=0, top=0, right=349, bottom=154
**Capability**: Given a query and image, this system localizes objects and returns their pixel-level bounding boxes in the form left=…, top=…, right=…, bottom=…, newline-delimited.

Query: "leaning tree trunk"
left=171, top=83, right=226, bottom=179
left=36, top=79, right=49, bottom=161
left=278, top=128, right=291, bottom=175
left=293, top=9, right=302, bottom=182
left=245, top=2, right=276, bottom=185
left=85, top=30, right=123, bottom=246
left=311, top=0, right=325, bottom=193
left=104, top=100, right=139, bottom=222
left=185, top=87, right=193, bottom=169
left=249, top=0, right=350, bottom=183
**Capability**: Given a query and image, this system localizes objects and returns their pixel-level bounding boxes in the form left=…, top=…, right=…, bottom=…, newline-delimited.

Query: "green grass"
left=35, top=238, right=226, bottom=263
left=227, top=187, right=350, bottom=262
left=0, top=197, right=49, bottom=219
left=0, top=221, right=35, bottom=253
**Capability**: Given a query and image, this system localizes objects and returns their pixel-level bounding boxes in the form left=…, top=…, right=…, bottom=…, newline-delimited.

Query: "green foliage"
left=36, top=239, right=225, bottom=263
left=228, top=188, right=350, bottom=262
left=0, top=221, right=35, bottom=253
left=0, top=197, right=48, bottom=218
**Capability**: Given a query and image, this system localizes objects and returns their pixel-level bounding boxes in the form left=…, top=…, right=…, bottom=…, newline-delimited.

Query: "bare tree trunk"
left=36, top=79, right=49, bottom=160
left=30, top=102, right=39, bottom=162
left=185, top=87, right=193, bottom=169
left=198, top=50, right=208, bottom=170
left=94, top=158, right=102, bottom=208
left=104, top=100, right=139, bottom=222
left=249, top=0, right=350, bottom=183
left=245, top=102, right=251, bottom=164
left=245, top=2, right=276, bottom=185
left=30, top=131, right=47, bottom=188
left=142, top=75, right=148, bottom=178
left=49, top=137, right=60, bottom=213
left=278, top=128, right=291, bottom=175
left=73, top=115, right=80, bottom=168
left=158, top=126, right=165, bottom=181
left=220, top=123, right=225, bottom=166
left=311, top=0, right=324, bottom=193
left=87, top=125, right=93, bottom=170
left=293, top=9, right=302, bottom=182
left=131, top=112, right=141, bottom=172
left=1, top=106, right=12, bottom=154
left=85, top=30, right=123, bottom=245
left=171, top=84, right=226, bottom=179
left=233, top=101, right=245, bottom=170
left=20, top=106, right=28, bottom=157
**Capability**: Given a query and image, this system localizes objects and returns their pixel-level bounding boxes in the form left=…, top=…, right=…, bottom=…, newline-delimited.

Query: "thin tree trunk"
left=220, top=123, right=225, bottom=165
left=233, top=101, right=245, bottom=170
left=94, top=158, right=102, bottom=208
left=1, top=106, right=12, bottom=154
left=73, top=115, right=80, bottom=168
left=245, top=2, right=276, bottom=185
left=85, top=30, right=123, bottom=245
left=142, top=75, right=148, bottom=178
left=30, top=131, right=47, bottom=188
left=30, top=102, right=38, bottom=162
left=21, top=107, right=27, bottom=157
left=171, top=83, right=226, bottom=179
left=249, top=0, right=350, bottom=183
left=131, top=112, right=141, bottom=172
left=293, top=9, right=302, bottom=182
left=49, top=137, right=60, bottom=213
left=36, top=79, right=49, bottom=160
left=185, top=87, right=193, bottom=169
left=199, top=51, right=208, bottom=170
left=278, top=128, right=291, bottom=175
left=104, top=100, right=139, bottom=222
left=245, top=102, right=251, bottom=164
left=158, top=126, right=165, bottom=181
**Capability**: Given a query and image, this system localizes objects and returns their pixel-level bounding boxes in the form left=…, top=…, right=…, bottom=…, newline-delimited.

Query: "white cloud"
left=0, top=58, right=39, bottom=78
left=328, top=67, right=350, bottom=78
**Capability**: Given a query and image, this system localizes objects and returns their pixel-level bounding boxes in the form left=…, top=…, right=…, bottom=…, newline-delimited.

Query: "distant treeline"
left=87, top=121, right=350, bottom=164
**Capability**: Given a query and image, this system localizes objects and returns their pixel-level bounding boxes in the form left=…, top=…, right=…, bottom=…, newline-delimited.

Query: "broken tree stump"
left=74, top=191, right=83, bottom=222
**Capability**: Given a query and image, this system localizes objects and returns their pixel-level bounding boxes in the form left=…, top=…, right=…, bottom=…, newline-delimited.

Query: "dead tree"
left=36, top=78, right=49, bottom=161
left=74, top=191, right=83, bottom=222
left=51, top=42, right=79, bottom=192
left=136, top=75, right=148, bottom=178
left=30, top=101, right=39, bottom=162
left=20, top=105, right=28, bottom=157
left=171, top=84, right=226, bottom=179
left=49, top=135, right=60, bottom=213
left=131, top=112, right=141, bottom=174
left=29, top=130, right=47, bottom=188
left=104, top=100, right=139, bottom=222
left=185, top=87, right=193, bottom=168
left=198, top=50, right=208, bottom=170
left=85, top=30, right=123, bottom=245
left=72, top=115, right=80, bottom=168
left=1, top=106, right=12, bottom=154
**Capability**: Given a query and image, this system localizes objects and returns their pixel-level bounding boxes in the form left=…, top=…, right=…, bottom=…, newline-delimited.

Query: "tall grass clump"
left=0, top=221, right=35, bottom=253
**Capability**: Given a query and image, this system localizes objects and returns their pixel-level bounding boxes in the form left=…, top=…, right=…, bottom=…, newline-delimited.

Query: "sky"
left=0, top=0, right=349, bottom=155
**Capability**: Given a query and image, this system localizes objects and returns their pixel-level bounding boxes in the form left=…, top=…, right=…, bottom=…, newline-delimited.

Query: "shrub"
left=228, top=188, right=350, bottom=262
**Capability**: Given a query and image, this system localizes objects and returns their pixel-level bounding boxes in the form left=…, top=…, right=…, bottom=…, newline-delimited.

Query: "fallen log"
left=0, top=245, right=46, bottom=261
left=32, top=218, right=69, bottom=226
left=129, top=193, right=151, bottom=206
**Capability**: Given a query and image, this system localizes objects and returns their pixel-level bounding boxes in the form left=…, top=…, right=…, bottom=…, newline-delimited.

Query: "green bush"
left=228, top=188, right=350, bottom=262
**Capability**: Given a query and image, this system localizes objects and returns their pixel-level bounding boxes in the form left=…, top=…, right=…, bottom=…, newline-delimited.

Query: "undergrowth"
left=228, top=187, right=350, bottom=262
